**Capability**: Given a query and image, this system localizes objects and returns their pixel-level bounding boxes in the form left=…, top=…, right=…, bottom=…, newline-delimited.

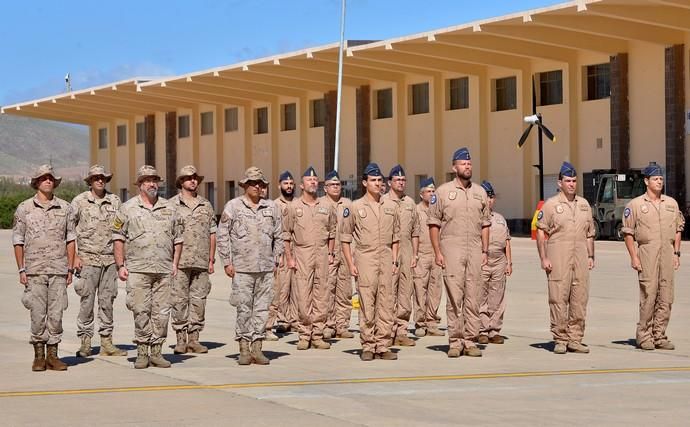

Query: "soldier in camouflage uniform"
left=71, top=165, right=127, bottom=358
left=218, top=167, right=283, bottom=365
left=113, top=165, right=183, bottom=369
left=13, top=164, right=76, bottom=372
left=170, top=165, right=217, bottom=355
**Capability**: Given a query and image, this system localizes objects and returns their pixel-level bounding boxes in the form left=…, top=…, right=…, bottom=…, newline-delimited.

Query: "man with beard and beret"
left=113, top=165, right=184, bottom=369
left=13, top=164, right=75, bottom=371
left=321, top=170, right=355, bottom=339
left=266, top=170, right=297, bottom=339
left=622, top=162, right=684, bottom=351
left=169, top=165, right=217, bottom=355
left=71, top=164, right=127, bottom=358
left=217, top=167, right=283, bottom=365
left=283, top=166, right=336, bottom=350
left=385, top=164, right=420, bottom=347
left=412, top=177, right=444, bottom=338
left=428, top=147, right=490, bottom=358
left=341, top=163, right=401, bottom=361
left=477, top=180, right=512, bottom=345
left=536, top=161, right=595, bottom=354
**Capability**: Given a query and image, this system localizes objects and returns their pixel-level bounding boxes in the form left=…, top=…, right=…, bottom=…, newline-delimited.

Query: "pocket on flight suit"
left=21, top=285, right=32, bottom=310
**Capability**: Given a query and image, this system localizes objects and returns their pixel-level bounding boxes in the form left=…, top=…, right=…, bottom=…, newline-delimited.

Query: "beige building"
left=3, top=0, right=690, bottom=224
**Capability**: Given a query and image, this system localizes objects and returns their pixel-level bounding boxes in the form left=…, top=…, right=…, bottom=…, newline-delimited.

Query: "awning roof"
left=3, top=0, right=688, bottom=125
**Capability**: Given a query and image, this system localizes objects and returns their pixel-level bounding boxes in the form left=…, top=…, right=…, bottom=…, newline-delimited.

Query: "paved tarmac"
left=1, top=229, right=689, bottom=426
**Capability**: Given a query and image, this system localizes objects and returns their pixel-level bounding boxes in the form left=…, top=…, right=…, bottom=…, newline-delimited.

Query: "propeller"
left=517, top=77, right=556, bottom=148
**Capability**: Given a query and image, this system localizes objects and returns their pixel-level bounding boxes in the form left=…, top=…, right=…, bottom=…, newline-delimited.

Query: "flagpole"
left=333, top=0, right=346, bottom=172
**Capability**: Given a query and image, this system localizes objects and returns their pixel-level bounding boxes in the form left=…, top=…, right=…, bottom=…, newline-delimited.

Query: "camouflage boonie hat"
left=30, top=164, right=62, bottom=189
left=176, top=165, right=204, bottom=189
left=240, top=166, right=268, bottom=185
left=135, top=165, right=162, bottom=184
left=83, top=164, right=113, bottom=184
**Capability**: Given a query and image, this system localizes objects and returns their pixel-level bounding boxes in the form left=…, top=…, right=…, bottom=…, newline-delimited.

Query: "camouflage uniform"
left=13, top=196, right=76, bottom=344
left=71, top=190, right=121, bottom=338
left=170, top=194, right=217, bottom=334
left=112, top=195, right=183, bottom=345
left=217, top=196, right=283, bottom=342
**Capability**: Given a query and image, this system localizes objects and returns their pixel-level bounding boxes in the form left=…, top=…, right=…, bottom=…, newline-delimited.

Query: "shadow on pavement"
left=611, top=339, right=637, bottom=347
left=200, top=341, right=225, bottom=350
left=225, top=351, right=289, bottom=361
left=63, top=356, right=96, bottom=367
left=530, top=342, right=555, bottom=352
left=426, top=344, right=449, bottom=353
left=92, top=344, right=137, bottom=355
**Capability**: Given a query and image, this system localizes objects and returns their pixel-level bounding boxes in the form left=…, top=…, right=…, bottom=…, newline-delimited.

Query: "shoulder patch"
left=537, top=211, right=544, bottom=220
left=113, top=217, right=124, bottom=230
left=343, top=207, right=350, bottom=218
left=624, top=207, right=631, bottom=218
left=430, top=194, right=437, bottom=205
left=448, top=191, right=457, bottom=200
left=220, top=212, right=230, bottom=223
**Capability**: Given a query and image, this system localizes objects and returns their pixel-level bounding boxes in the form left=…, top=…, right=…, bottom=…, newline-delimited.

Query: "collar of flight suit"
left=642, top=193, right=668, bottom=204
left=297, top=196, right=322, bottom=207
left=556, top=191, right=581, bottom=205
left=453, top=178, right=474, bottom=191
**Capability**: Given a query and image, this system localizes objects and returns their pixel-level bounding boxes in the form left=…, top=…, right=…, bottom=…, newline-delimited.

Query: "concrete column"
left=165, top=112, right=177, bottom=198
left=215, top=105, right=225, bottom=212
left=356, top=85, right=371, bottom=194
left=665, top=44, right=686, bottom=208
left=144, top=114, right=156, bottom=166
left=324, top=90, right=337, bottom=173
left=610, top=53, right=630, bottom=171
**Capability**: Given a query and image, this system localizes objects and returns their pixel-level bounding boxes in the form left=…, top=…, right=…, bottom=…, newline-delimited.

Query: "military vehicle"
left=582, top=169, right=647, bottom=240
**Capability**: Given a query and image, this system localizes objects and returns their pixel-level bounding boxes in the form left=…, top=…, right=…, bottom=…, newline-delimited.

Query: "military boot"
left=238, top=340, right=251, bottom=365
left=336, top=330, right=355, bottom=339
left=414, top=327, right=427, bottom=338
left=447, top=348, right=461, bottom=358
left=134, top=344, right=149, bottom=369
left=296, top=338, right=310, bottom=350
left=310, top=339, right=331, bottom=350
left=32, top=343, right=46, bottom=372
left=187, top=331, right=208, bottom=354
left=567, top=342, right=590, bottom=354
left=100, top=335, right=127, bottom=356
left=149, top=344, right=171, bottom=368
left=462, top=346, right=482, bottom=357
left=46, top=344, right=68, bottom=371
left=77, top=335, right=92, bottom=358
left=376, top=351, right=398, bottom=360
left=394, top=335, right=416, bottom=347
left=323, top=327, right=335, bottom=340
left=174, top=330, right=188, bottom=354
left=427, top=327, right=445, bottom=336
left=250, top=340, right=270, bottom=365
left=265, top=330, right=279, bottom=341
left=477, top=335, right=490, bottom=345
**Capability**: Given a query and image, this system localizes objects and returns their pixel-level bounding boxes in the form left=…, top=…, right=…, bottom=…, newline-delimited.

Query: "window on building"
left=584, top=63, right=610, bottom=101
left=255, top=107, right=268, bottom=134
left=178, top=115, right=190, bottom=138
left=200, top=111, right=214, bottom=136
left=226, top=180, right=237, bottom=202
left=98, top=128, right=108, bottom=149
left=224, top=107, right=238, bottom=132
left=116, top=125, right=127, bottom=146
left=205, top=182, right=215, bottom=209
left=136, top=122, right=146, bottom=144
left=537, top=70, right=563, bottom=106
left=493, top=76, right=517, bottom=112
left=409, top=82, right=430, bottom=115
left=447, top=77, right=469, bottom=110
left=310, top=99, right=326, bottom=128
left=119, top=188, right=128, bottom=202
left=375, top=88, right=393, bottom=119
left=281, top=103, right=297, bottom=131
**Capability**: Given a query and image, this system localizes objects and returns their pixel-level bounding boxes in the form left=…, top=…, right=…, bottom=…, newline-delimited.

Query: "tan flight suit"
left=267, top=196, right=297, bottom=330
left=13, top=196, right=76, bottom=344
left=112, top=196, right=184, bottom=345
left=341, top=197, right=400, bottom=354
left=70, top=190, right=121, bottom=339
left=283, top=198, right=336, bottom=342
left=621, top=194, right=684, bottom=346
left=428, top=180, right=490, bottom=351
left=321, top=195, right=354, bottom=335
left=169, top=194, right=217, bottom=334
left=384, top=192, right=420, bottom=339
left=480, top=211, right=511, bottom=338
left=413, top=201, right=442, bottom=330
left=536, top=192, right=594, bottom=345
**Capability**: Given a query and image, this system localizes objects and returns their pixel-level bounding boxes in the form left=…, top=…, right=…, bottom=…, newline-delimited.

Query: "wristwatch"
left=67, top=268, right=75, bottom=274
left=18, top=267, right=26, bottom=274
left=392, top=261, right=400, bottom=267
left=674, top=251, right=681, bottom=257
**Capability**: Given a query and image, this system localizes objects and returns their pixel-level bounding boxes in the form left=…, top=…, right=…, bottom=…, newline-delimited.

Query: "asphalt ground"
left=1, top=229, right=689, bottom=426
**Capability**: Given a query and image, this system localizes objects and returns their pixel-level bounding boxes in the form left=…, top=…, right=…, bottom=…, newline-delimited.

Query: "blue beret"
left=389, top=164, right=405, bottom=178
left=453, top=147, right=471, bottom=161
left=481, top=180, right=495, bottom=197
left=559, top=161, right=577, bottom=178
left=278, top=170, right=293, bottom=182
left=420, top=177, right=435, bottom=189
left=303, top=166, right=318, bottom=177
left=642, top=162, right=663, bottom=177
left=363, top=162, right=383, bottom=177
left=325, top=170, right=340, bottom=182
